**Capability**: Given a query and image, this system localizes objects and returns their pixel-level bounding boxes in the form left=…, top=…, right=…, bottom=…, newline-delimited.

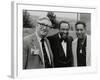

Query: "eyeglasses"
left=38, top=22, right=52, bottom=28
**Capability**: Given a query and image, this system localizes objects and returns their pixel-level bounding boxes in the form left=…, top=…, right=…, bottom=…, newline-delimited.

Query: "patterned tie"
left=41, top=39, right=51, bottom=68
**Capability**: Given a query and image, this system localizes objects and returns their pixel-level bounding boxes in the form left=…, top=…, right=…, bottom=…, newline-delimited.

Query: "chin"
left=78, top=36, right=83, bottom=39
left=42, top=33, right=47, bottom=36
left=63, top=34, right=68, bottom=38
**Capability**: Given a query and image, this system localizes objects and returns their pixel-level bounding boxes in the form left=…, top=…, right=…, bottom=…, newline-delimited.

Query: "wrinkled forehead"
left=37, top=17, right=52, bottom=26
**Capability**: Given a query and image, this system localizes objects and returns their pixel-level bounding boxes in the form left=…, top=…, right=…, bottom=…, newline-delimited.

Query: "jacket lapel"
left=56, top=34, right=65, bottom=56
left=31, top=34, right=44, bottom=65
left=72, top=38, right=78, bottom=66
left=45, top=38, right=54, bottom=66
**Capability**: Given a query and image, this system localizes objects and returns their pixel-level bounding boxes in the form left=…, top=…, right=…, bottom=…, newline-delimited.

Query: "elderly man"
left=23, top=16, right=54, bottom=69
left=48, top=21, right=73, bottom=67
left=72, top=21, right=91, bottom=67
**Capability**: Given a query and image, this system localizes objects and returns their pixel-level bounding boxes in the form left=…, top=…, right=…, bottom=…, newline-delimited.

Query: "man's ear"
left=36, top=23, right=39, bottom=28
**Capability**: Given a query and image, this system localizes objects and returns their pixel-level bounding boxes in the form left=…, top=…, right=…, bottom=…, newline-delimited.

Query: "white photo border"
left=12, top=2, right=97, bottom=78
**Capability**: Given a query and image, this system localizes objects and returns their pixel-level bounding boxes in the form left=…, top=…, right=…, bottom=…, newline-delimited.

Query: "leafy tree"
left=47, top=11, right=59, bottom=29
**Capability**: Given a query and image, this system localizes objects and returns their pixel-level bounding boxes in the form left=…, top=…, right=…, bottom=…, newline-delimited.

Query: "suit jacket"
left=72, top=34, right=91, bottom=66
left=23, top=33, right=54, bottom=69
left=48, top=33, right=73, bottom=67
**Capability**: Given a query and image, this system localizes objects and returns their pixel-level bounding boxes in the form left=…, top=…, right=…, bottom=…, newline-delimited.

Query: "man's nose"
left=78, top=30, right=81, bottom=33
left=42, top=26, right=47, bottom=29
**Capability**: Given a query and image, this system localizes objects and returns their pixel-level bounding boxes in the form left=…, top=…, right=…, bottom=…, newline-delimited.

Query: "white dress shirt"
left=61, top=40, right=67, bottom=56
left=59, top=34, right=67, bottom=56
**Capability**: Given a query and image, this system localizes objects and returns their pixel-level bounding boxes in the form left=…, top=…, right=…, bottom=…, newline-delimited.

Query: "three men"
left=48, top=21, right=73, bottom=67
left=72, top=21, right=91, bottom=66
left=23, top=13, right=91, bottom=68
left=23, top=16, right=54, bottom=69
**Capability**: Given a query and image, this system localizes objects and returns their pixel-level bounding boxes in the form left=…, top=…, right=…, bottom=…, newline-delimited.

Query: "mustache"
left=60, top=33, right=68, bottom=35
left=41, top=29, right=48, bottom=32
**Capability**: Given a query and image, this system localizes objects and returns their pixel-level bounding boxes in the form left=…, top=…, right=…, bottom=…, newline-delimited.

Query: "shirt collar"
left=58, top=33, right=61, bottom=39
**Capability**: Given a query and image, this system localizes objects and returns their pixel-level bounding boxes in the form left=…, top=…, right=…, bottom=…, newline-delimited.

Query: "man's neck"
left=36, top=32, right=46, bottom=41
left=79, top=35, right=86, bottom=41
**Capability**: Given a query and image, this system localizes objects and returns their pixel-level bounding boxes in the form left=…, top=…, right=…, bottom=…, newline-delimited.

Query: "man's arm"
left=23, top=38, right=29, bottom=69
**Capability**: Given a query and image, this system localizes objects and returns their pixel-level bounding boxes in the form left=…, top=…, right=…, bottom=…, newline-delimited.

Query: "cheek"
left=76, top=31, right=79, bottom=34
left=39, top=29, right=42, bottom=33
left=77, top=31, right=83, bottom=34
left=59, top=30, right=62, bottom=33
left=44, top=28, right=49, bottom=32
left=60, top=30, right=65, bottom=33
left=66, top=31, right=69, bottom=33
left=82, top=30, right=85, bottom=33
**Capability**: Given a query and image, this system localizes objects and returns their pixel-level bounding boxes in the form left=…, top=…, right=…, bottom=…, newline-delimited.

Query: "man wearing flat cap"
left=23, top=16, right=54, bottom=69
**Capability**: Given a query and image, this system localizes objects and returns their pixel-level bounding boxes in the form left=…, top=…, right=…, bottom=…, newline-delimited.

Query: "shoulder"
left=71, top=38, right=78, bottom=51
left=68, top=36, right=73, bottom=41
left=86, top=34, right=91, bottom=46
left=87, top=34, right=91, bottom=40
left=67, top=36, right=73, bottom=43
left=72, top=38, right=78, bottom=44
left=24, top=33, right=36, bottom=45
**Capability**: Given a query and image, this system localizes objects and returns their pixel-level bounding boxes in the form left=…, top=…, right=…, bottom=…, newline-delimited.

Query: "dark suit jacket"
left=23, top=33, right=54, bottom=69
left=47, top=33, right=73, bottom=67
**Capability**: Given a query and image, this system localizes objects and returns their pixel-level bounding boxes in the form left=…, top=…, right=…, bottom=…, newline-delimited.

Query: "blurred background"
left=23, top=10, right=91, bottom=39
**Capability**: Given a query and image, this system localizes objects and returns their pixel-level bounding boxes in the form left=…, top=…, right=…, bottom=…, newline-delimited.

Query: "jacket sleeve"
left=23, top=38, right=29, bottom=69
left=86, top=35, right=91, bottom=66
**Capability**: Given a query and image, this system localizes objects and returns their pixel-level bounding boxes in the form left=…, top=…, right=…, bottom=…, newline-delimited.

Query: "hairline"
left=59, top=21, right=70, bottom=29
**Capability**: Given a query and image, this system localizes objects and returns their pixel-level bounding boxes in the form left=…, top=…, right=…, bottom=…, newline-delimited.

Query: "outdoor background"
left=23, top=10, right=91, bottom=39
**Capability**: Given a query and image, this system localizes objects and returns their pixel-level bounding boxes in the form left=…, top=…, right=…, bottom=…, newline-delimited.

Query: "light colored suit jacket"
left=23, top=33, right=54, bottom=69
left=72, top=34, right=91, bottom=66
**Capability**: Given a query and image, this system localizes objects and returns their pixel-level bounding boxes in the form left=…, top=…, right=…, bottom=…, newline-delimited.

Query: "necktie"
left=41, top=39, right=51, bottom=68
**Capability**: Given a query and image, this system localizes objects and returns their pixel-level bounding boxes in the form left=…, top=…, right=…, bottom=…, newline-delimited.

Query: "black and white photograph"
left=11, top=2, right=96, bottom=78
left=23, top=10, right=91, bottom=69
